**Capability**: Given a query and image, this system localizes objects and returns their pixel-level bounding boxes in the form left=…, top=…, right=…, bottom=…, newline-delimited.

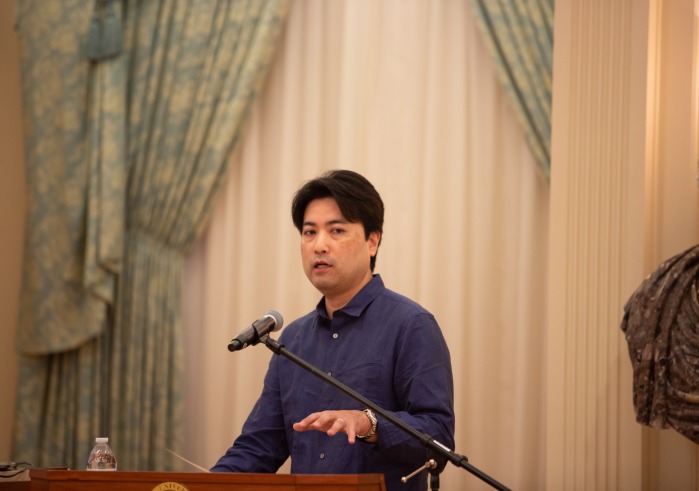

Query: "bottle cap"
left=95, top=437, right=109, bottom=443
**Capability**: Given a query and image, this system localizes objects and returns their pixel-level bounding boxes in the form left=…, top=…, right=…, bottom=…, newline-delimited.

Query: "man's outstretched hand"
left=293, top=409, right=377, bottom=444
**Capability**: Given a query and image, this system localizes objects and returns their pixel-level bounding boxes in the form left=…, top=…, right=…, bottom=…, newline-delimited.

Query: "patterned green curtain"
left=13, top=0, right=289, bottom=471
left=469, top=0, right=553, bottom=182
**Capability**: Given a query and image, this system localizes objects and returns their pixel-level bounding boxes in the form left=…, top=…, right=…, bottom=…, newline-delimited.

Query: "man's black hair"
left=291, top=169, right=384, bottom=271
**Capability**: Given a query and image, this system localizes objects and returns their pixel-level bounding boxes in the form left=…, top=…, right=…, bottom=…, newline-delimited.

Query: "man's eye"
left=331, top=228, right=344, bottom=234
left=303, top=229, right=315, bottom=236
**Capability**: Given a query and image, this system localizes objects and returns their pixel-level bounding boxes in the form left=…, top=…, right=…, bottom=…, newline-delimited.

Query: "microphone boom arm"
left=263, top=336, right=511, bottom=491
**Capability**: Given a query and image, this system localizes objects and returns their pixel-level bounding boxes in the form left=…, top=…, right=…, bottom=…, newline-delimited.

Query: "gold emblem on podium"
left=151, top=482, right=190, bottom=491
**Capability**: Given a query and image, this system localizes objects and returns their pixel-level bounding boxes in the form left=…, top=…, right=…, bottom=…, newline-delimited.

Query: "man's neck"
left=323, top=274, right=373, bottom=319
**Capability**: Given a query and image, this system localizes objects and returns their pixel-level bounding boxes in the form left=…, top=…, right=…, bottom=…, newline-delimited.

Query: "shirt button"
left=319, top=453, right=325, bottom=459
left=332, top=333, right=339, bottom=339
left=327, top=371, right=332, bottom=377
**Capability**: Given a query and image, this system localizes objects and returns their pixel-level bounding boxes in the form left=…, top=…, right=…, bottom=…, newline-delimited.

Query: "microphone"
left=228, top=310, right=284, bottom=352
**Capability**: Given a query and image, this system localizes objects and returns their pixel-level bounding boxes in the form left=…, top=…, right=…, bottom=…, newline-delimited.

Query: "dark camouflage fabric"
left=621, top=244, right=699, bottom=444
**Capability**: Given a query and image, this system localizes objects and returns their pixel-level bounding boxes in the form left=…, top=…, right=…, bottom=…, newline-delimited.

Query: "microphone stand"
left=263, top=336, right=511, bottom=491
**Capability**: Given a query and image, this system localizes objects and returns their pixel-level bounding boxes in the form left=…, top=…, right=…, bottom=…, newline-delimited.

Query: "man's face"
left=301, top=197, right=380, bottom=301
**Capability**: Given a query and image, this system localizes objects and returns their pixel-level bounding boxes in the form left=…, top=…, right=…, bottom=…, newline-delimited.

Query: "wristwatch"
left=356, top=408, right=378, bottom=440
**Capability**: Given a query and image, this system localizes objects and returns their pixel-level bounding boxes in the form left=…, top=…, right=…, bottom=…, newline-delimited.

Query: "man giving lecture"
left=212, top=169, right=455, bottom=491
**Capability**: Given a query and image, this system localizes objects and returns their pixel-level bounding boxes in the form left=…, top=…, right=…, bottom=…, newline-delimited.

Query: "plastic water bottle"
left=86, top=437, right=117, bottom=471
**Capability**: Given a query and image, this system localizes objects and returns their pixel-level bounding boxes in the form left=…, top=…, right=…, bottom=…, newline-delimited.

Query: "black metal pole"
left=263, top=336, right=512, bottom=491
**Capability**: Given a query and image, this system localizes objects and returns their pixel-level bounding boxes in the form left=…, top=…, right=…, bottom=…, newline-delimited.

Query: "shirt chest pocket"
left=332, top=361, right=391, bottom=407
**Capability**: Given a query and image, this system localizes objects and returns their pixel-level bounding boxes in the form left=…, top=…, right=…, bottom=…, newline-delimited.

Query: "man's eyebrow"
left=302, top=218, right=348, bottom=227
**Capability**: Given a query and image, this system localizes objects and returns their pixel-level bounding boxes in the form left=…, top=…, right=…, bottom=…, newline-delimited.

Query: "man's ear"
left=367, top=231, right=381, bottom=255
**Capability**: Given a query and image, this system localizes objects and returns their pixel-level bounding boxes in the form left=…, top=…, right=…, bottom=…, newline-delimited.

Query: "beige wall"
left=0, top=0, right=25, bottom=462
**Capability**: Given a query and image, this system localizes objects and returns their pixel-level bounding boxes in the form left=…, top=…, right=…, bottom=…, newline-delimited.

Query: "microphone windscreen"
left=263, top=309, right=284, bottom=332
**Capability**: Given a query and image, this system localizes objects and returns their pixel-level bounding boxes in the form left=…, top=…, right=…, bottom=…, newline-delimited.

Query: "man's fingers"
left=293, top=410, right=360, bottom=444
left=326, top=417, right=342, bottom=436
left=292, top=412, right=322, bottom=431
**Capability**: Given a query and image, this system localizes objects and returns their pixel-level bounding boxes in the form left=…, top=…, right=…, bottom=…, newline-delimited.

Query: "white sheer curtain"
left=183, top=1, right=549, bottom=489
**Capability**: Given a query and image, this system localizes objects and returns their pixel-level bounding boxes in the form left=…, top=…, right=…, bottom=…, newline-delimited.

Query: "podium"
left=20, top=469, right=386, bottom=491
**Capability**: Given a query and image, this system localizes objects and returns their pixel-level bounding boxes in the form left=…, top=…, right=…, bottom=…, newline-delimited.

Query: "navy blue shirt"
left=212, top=275, right=455, bottom=491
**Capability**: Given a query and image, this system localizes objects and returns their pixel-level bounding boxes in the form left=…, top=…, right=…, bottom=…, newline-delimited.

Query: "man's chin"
left=309, top=274, right=336, bottom=294
left=310, top=278, right=332, bottom=292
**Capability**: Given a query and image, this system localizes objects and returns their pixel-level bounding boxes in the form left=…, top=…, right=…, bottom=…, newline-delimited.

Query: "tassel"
left=86, top=0, right=103, bottom=61
left=101, top=0, right=124, bottom=59
left=86, top=0, right=123, bottom=61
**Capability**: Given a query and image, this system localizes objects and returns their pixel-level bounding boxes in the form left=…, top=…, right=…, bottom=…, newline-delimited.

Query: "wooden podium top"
left=25, top=469, right=387, bottom=491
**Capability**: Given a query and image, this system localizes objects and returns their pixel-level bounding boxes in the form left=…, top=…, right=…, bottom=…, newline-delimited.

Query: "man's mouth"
left=314, top=260, right=330, bottom=269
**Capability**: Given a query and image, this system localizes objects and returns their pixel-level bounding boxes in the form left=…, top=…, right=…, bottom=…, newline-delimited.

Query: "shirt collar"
left=314, top=274, right=385, bottom=322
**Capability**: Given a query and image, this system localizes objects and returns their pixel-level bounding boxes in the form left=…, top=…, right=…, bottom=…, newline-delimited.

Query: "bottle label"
left=87, top=462, right=116, bottom=471
left=86, top=457, right=117, bottom=471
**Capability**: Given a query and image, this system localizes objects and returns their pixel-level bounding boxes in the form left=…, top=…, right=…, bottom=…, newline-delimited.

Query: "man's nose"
left=314, top=231, right=329, bottom=253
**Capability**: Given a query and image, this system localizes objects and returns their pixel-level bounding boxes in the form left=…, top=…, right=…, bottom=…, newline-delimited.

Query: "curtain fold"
left=468, top=0, right=553, bottom=182
left=13, top=0, right=289, bottom=471
left=14, top=0, right=115, bottom=357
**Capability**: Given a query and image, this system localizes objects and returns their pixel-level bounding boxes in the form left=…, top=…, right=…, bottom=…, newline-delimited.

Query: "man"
left=212, top=170, right=455, bottom=491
